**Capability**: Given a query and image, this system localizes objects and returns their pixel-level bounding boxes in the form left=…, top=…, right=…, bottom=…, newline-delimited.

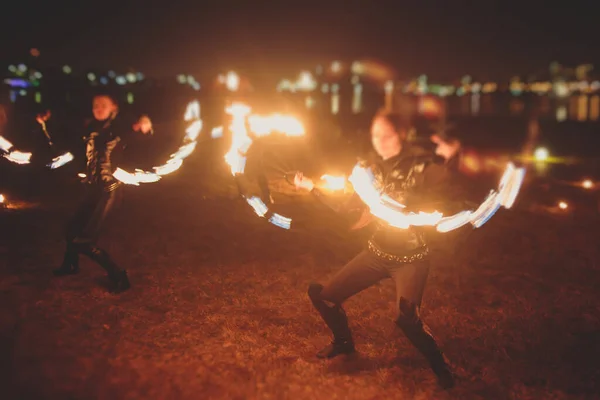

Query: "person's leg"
left=73, top=187, right=130, bottom=292
left=308, top=250, right=389, bottom=358
left=391, top=260, right=454, bottom=389
left=54, top=189, right=98, bottom=276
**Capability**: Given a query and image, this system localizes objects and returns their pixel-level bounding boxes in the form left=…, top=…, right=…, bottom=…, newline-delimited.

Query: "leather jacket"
left=82, top=117, right=130, bottom=191
left=313, top=145, right=468, bottom=261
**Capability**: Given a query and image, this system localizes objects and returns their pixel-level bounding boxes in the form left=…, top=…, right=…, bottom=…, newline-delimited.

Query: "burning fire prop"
left=1, top=131, right=73, bottom=169
left=112, top=101, right=202, bottom=185
left=348, top=161, right=526, bottom=232
left=224, top=102, right=304, bottom=229
left=1, top=136, right=33, bottom=165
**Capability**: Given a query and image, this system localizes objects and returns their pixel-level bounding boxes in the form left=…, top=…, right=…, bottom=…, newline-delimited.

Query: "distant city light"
left=30, top=48, right=40, bottom=57
left=126, top=73, right=136, bottom=83
left=108, top=70, right=116, bottom=78
left=100, top=77, right=109, bottom=85
left=533, top=147, right=549, bottom=162
left=331, top=61, right=342, bottom=73
left=351, top=75, right=360, bottom=85
left=331, top=93, right=340, bottom=115
left=35, top=92, right=41, bottom=103
left=321, top=83, right=329, bottom=93
left=87, top=73, right=96, bottom=82
left=33, top=71, right=42, bottom=79
left=136, top=72, right=144, bottom=81
left=556, top=106, right=567, bottom=122
left=115, top=76, right=127, bottom=85
left=19, top=90, right=26, bottom=96
left=177, top=74, right=187, bottom=84
left=482, top=82, right=497, bottom=93
left=582, top=179, right=594, bottom=189
left=553, top=82, right=569, bottom=97
left=17, top=64, right=27, bottom=73
left=305, top=96, right=315, bottom=109
left=191, top=82, right=200, bottom=91
left=62, top=65, right=72, bottom=74
left=351, top=61, right=365, bottom=75
left=276, top=79, right=293, bottom=92
left=471, top=82, right=482, bottom=93
left=186, top=75, right=195, bottom=84
left=296, top=71, right=316, bottom=91
left=331, top=84, right=340, bottom=93
left=352, top=83, right=363, bottom=114
left=127, top=92, right=134, bottom=104
left=8, top=65, right=16, bottom=73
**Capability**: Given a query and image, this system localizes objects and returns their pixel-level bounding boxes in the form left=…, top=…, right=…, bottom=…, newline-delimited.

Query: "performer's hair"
left=92, top=91, right=118, bottom=106
left=92, top=92, right=119, bottom=115
left=373, top=109, right=411, bottom=135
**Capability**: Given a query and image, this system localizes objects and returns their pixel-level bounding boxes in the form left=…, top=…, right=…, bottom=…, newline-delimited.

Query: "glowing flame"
left=184, top=100, right=200, bottom=121
left=3, top=150, right=32, bottom=164
left=224, top=102, right=302, bottom=229
left=223, top=102, right=304, bottom=176
left=558, top=201, right=568, bottom=210
left=47, top=152, right=74, bottom=169
left=348, top=161, right=526, bottom=232
left=248, top=114, right=305, bottom=137
left=582, top=179, right=593, bottom=189
left=320, top=174, right=346, bottom=191
left=211, top=126, right=224, bottom=139
left=185, top=120, right=203, bottom=141
left=0, top=194, right=5, bottom=204
left=0, top=136, right=14, bottom=152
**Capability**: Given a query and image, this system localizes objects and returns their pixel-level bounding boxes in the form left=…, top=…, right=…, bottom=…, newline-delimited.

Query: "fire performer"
left=295, top=110, right=465, bottom=389
left=50, top=93, right=152, bottom=293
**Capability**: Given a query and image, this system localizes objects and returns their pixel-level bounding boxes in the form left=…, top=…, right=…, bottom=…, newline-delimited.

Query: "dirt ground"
left=1, top=141, right=599, bottom=400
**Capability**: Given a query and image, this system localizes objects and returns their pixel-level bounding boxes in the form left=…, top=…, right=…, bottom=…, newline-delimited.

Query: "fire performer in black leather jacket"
left=52, top=94, right=152, bottom=293
left=295, top=110, right=466, bottom=389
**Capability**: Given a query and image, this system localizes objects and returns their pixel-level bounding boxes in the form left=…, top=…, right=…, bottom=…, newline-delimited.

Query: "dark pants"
left=60, top=184, right=123, bottom=277
left=308, top=250, right=450, bottom=370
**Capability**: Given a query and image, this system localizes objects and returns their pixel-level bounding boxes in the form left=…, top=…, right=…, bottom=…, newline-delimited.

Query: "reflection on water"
left=443, top=93, right=600, bottom=122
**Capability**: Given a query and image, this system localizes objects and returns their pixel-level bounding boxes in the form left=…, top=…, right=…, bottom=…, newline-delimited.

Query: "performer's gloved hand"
left=431, top=134, right=461, bottom=162
left=133, top=115, right=153, bottom=135
left=36, top=110, right=51, bottom=125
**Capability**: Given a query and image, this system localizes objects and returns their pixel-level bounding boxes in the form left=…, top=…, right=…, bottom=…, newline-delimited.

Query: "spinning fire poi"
left=223, top=102, right=304, bottom=229
left=294, top=110, right=525, bottom=389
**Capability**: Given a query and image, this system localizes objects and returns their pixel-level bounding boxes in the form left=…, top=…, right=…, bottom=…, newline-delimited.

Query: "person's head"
left=92, top=94, right=118, bottom=121
left=370, top=110, right=409, bottom=160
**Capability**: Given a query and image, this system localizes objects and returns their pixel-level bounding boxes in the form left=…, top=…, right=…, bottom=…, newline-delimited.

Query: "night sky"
left=2, top=0, right=599, bottom=81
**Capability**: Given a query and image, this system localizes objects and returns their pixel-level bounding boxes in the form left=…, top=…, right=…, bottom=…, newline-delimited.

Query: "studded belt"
left=367, top=240, right=429, bottom=263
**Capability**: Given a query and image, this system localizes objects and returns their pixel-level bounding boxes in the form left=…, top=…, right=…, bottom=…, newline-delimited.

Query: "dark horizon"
left=2, top=1, right=600, bottom=82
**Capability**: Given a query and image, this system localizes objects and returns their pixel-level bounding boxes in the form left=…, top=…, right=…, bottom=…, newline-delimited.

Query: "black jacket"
left=82, top=116, right=133, bottom=190
left=312, top=145, right=469, bottom=259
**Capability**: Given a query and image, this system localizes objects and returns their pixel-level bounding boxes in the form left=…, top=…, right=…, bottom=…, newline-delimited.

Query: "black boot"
left=316, top=339, right=355, bottom=359
left=396, top=298, right=455, bottom=389
left=53, top=243, right=80, bottom=276
left=308, top=283, right=356, bottom=359
left=80, top=245, right=130, bottom=293
left=108, top=270, right=131, bottom=294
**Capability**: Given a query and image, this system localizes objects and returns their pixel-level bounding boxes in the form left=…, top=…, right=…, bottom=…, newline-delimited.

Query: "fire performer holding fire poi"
left=294, top=110, right=467, bottom=389
left=49, top=93, right=153, bottom=293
